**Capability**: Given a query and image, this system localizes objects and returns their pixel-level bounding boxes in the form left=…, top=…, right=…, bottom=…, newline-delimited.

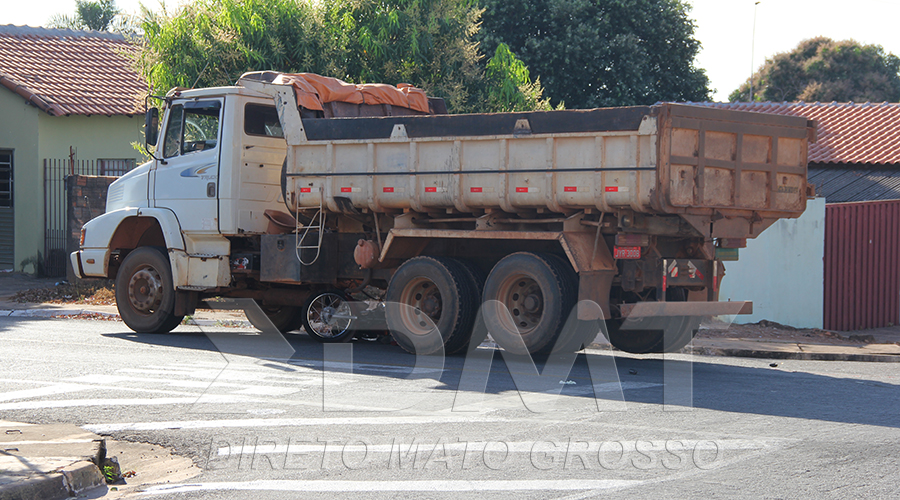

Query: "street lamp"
left=750, top=1, right=760, bottom=102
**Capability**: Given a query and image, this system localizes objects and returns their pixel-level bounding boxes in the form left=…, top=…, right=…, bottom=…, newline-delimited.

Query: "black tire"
left=482, top=252, right=577, bottom=355
left=384, top=257, right=477, bottom=355
left=605, top=316, right=700, bottom=354
left=541, top=254, right=600, bottom=353
left=604, top=289, right=701, bottom=353
left=453, top=259, right=488, bottom=353
left=115, top=247, right=183, bottom=333
left=301, top=291, right=356, bottom=343
left=245, top=301, right=301, bottom=334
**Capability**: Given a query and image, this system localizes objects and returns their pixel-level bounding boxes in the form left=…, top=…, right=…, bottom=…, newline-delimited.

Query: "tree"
left=730, top=38, right=900, bottom=103
left=48, top=0, right=121, bottom=31
left=135, top=0, right=551, bottom=113
left=478, top=0, right=711, bottom=109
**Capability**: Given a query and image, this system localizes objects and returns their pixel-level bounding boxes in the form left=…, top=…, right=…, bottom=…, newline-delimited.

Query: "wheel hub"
left=522, top=294, right=542, bottom=313
left=128, top=267, right=163, bottom=313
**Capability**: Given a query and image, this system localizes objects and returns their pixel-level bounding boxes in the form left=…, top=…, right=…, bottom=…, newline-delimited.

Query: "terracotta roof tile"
left=0, top=25, right=145, bottom=116
left=686, top=101, right=900, bottom=165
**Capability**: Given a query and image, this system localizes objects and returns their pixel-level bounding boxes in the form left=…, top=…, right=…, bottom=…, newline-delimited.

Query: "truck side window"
left=162, top=101, right=222, bottom=158
left=162, top=105, right=184, bottom=158
left=244, top=104, right=284, bottom=138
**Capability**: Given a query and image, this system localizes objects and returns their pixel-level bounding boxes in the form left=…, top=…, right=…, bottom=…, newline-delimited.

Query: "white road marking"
left=0, top=395, right=245, bottom=411
left=0, top=384, right=92, bottom=402
left=141, top=479, right=641, bottom=494
left=216, top=438, right=780, bottom=457
left=85, top=415, right=518, bottom=433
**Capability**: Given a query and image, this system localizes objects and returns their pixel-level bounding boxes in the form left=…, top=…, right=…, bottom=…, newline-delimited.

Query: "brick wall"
left=66, top=175, right=116, bottom=280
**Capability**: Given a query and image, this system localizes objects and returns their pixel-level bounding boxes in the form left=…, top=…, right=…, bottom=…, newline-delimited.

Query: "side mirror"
left=145, top=107, right=160, bottom=149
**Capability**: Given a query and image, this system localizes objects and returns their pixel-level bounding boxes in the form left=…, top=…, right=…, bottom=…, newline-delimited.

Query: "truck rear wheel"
left=482, top=252, right=576, bottom=355
left=115, top=247, right=183, bottom=333
left=605, top=315, right=701, bottom=354
left=301, top=291, right=355, bottom=343
left=385, top=257, right=477, bottom=355
left=605, top=289, right=701, bottom=353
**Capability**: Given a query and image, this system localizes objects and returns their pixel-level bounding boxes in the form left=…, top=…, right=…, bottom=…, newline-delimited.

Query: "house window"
left=98, top=159, right=136, bottom=176
left=0, top=150, right=11, bottom=209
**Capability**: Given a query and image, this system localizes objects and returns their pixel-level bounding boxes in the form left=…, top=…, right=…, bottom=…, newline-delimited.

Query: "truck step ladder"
left=295, top=187, right=324, bottom=266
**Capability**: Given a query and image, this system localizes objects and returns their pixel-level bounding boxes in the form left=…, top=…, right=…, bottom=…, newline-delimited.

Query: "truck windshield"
left=162, top=101, right=221, bottom=158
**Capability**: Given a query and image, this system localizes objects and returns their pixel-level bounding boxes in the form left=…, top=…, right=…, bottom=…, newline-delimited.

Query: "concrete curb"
left=686, top=345, right=900, bottom=363
left=0, top=461, right=105, bottom=500
left=0, top=308, right=252, bottom=327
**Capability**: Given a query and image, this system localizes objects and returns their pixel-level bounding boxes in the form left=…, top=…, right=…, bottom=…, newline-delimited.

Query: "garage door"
left=0, top=150, right=13, bottom=270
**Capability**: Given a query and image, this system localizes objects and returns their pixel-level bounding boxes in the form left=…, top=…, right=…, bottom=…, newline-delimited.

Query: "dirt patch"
left=697, top=320, right=870, bottom=346
left=12, top=281, right=116, bottom=305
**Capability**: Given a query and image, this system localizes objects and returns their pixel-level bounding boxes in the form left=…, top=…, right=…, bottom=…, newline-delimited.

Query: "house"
left=0, top=25, right=145, bottom=274
left=688, top=101, right=900, bottom=330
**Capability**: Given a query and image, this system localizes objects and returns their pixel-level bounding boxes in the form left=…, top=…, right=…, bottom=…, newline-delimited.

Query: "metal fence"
left=824, top=199, right=900, bottom=331
left=43, top=158, right=135, bottom=277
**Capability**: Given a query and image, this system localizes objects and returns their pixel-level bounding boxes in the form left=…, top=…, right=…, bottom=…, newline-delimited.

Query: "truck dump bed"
left=279, top=103, right=814, bottom=239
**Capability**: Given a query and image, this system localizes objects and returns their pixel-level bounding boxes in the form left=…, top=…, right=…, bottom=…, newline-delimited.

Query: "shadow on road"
left=100, top=326, right=900, bottom=430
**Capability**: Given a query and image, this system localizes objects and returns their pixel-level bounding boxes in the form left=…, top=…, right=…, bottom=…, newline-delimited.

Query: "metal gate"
left=824, top=199, right=900, bottom=331
left=0, top=150, right=12, bottom=270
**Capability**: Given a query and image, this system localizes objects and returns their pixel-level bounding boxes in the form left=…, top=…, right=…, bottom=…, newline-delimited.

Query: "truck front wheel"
left=115, top=247, right=183, bottom=333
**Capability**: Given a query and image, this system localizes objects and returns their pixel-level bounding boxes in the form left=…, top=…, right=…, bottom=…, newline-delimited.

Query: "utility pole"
left=750, top=1, right=760, bottom=102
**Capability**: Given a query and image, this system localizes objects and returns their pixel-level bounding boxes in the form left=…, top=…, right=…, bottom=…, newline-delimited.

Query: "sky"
left=4, top=0, right=900, bottom=102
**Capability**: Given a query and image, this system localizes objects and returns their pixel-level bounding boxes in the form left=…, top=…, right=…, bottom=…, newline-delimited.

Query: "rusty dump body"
left=231, top=73, right=819, bottom=353
left=279, top=103, right=815, bottom=240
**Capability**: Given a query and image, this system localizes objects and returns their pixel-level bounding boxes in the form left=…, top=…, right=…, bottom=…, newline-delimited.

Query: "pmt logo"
left=181, top=165, right=217, bottom=180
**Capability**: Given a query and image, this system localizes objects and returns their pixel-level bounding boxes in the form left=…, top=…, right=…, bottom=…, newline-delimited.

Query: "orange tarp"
left=271, top=73, right=430, bottom=113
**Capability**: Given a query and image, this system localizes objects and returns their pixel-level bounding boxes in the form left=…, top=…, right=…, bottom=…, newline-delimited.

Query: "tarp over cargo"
left=270, top=73, right=430, bottom=114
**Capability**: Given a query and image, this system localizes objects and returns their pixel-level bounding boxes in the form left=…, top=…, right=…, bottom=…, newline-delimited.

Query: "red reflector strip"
left=515, top=187, right=528, bottom=193
left=300, top=187, right=311, bottom=193
left=564, top=186, right=577, bottom=192
left=470, top=187, right=483, bottom=193
left=382, top=187, right=394, bottom=193
left=605, top=186, right=619, bottom=192
left=613, top=246, right=641, bottom=259
left=340, top=187, right=352, bottom=193
left=425, top=187, right=437, bottom=193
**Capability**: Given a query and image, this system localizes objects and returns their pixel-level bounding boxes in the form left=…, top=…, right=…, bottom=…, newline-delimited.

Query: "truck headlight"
left=80, top=228, right=86, bottom=247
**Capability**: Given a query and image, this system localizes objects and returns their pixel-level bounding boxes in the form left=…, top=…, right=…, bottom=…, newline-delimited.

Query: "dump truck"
left=71, top=71, right=816, bottom=355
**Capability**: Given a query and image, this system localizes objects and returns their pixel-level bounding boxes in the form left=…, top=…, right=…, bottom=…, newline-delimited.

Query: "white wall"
left=718, top=197, right=826, bottom=328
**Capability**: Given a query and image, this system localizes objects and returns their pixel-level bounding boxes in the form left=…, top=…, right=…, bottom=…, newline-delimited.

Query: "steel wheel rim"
left=307, top=293, right=352, bottom=338
left=496, top=273, right=543, bottom=335
left=128, top=265, right=163, bottom=314
left=398, top=276, right=441, bottom=336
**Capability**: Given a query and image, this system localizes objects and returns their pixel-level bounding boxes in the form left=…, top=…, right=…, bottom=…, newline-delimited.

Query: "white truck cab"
left=72, top=85, right=290, bottom=330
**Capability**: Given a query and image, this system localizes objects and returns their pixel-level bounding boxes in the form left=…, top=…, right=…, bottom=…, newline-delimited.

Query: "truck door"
left=151, top=99, right=222, bottom=232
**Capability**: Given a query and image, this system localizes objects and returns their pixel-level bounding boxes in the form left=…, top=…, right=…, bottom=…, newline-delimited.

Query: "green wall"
left=0, top=86, right=144, bottom=273
left=0, top=87, right=40, bottom=273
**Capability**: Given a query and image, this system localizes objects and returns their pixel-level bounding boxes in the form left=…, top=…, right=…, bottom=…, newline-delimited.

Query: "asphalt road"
left=1, top=315, right=898, bottom=499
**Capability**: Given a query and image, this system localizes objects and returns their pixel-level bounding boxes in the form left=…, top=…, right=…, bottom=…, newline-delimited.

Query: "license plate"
left=614, top=246, right=641, bottom=259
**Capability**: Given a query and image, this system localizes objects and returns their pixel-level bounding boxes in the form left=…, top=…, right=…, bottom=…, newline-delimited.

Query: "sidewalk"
left=0, top=421, right=198, bottom=500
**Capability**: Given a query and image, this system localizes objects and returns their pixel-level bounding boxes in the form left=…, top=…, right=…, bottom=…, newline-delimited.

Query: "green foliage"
left=48, top=0, right=124, bottom=32
left=478, top=0, right=710, bottom=109
left=484, top=43, right=554, bottom=111
left=730, top=38, right=900, bottom=103
left=134, top=0, right=551, bottom=113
